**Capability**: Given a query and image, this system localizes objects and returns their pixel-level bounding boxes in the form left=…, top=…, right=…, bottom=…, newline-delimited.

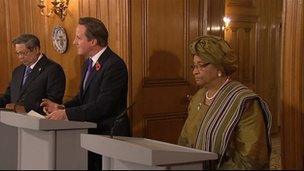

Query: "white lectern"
left=0, top=111, right=96, bottom=170
left=0, top=111, right=18, bottom=170
left=81, top=134, right=218, bottom=170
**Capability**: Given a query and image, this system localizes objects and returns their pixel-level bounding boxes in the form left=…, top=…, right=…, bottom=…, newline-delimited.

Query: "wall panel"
left=0, top=0, right=9, bottom=92
left=130, top=0, right=206, bottom=143
left=281, top=0, right=304, bottom=169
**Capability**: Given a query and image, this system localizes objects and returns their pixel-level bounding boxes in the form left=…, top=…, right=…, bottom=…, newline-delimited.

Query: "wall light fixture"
left=37, top=0, right=70, bottom=21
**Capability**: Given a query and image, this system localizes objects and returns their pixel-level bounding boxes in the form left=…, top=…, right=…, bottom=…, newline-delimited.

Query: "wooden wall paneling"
left=199, top=0, right=207, bottom=35
left=225, top=1, right=258, bottom=89
left=132, top=0, right=190, bottom=139
left=110, top=0, right=132, bottom=58
left=299, top=37, right=304, bottom=169
left=0, top=0, right=9, bottom=92
left=19, top=0, right=31, bottom=33
left=41, top=0, right=81, bottom=100
left=224, top=20, right=257, bottom=89
left=130, top=0, right=143, bottom=136
left=108, top=0, right=131, bottom=109
left=144, top=112, right=186, bottom=143
left=281, top=0, right=304, bottom=169
left=47, top=0, right=82, bottom=100
left=89, top=0, right=98, bottom=17
left=226, top=0, right=253, bottom=7
left=131, top=0, right=202, bottom=144
left=274, top=0, right=283, bottom=128
left=79, top=0, right=90, bottom=17
left=271, top=0, right=283, bottom=130
left=97, top=0, right=109, bottom=27
left=144, top=0, right=186, bottom=83
left=226, top=0, right=256, bottom=15
left=223, top=27, right=239, bottom=96
left=28, top=0, right=48, bottom=58
left=7, top=0, right=22, bottom=69
left=189, top=0, right=203, bottom=92
left=61, top=0, right=81, bottom=100
left=303, top=36, right=304, bottom=168
left=206, top=0, right=225, bottom=37
left=108, top=0, right=122, bottom=57
left=117, top=0, right=130, bottom=64
left=255, top=0, right=282, bottom=133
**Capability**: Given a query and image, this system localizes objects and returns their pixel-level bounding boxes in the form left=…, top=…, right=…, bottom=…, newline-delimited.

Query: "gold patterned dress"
left=178, top=81, right=271, bottom=170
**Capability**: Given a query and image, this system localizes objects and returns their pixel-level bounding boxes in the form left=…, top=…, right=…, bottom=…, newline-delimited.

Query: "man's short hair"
left=79, top=17, right=108, bottom=47
left=12, top=34, right=40, bottom=50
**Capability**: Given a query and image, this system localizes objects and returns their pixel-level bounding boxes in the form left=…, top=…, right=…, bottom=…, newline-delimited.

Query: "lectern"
left=0, top=111, right=96, bottom=170
left=81, top=134, right=218, bottom=170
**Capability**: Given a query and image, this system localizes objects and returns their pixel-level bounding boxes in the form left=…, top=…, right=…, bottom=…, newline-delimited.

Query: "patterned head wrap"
left=189, top=35, right=237, bottom=75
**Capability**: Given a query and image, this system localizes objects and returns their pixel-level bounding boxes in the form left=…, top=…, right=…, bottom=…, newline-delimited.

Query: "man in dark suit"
left=0, top=34, right=66, bottom=113
left=41, top=17, right=129, bottom=170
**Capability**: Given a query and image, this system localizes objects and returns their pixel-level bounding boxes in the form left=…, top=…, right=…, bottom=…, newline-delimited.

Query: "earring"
left=218, top=72, right=222, bottom=77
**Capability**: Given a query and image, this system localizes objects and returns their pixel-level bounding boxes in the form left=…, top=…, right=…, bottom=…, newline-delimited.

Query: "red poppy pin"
left=95, top=62, right=102, bottom=71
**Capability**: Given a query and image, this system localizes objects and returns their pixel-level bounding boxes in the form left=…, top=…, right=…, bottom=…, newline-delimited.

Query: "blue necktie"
left=22, top=67, right=32, bottom=85
left=83, top=58, right=93, bottom=89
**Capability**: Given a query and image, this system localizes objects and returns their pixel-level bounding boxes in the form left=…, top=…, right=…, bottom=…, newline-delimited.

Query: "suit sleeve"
left=65, top=59, right=128, bottom=122
left=64, top=92, right=82, bottom=108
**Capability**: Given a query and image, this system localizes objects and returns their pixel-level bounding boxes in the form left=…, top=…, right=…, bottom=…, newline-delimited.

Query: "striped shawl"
left=194, top=81, right=272, bottom=169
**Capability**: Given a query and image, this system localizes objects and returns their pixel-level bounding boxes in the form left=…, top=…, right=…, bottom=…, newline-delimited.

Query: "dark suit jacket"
left=0, top=55, right=66, bottom=114
left=64, top=47, right=129, bottom=135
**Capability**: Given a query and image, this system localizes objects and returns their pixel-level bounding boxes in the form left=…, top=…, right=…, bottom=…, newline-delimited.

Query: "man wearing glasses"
left=0, top=34, right=66, bottom=114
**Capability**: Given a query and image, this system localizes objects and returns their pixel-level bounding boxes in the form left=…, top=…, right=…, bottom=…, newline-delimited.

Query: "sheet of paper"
left=27, top=110, right=46, bottom=119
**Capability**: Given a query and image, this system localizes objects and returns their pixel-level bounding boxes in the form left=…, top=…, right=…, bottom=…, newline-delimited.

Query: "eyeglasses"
left=16, top=50, right=32, bottom=56
left=190, top=63, right=210, bottom=71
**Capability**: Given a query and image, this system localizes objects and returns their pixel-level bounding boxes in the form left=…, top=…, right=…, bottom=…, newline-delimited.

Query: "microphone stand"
left=110, top=102, right=135, bottom=138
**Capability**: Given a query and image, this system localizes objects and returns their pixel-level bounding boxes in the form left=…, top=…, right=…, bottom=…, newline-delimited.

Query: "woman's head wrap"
left=189, top=35, right=237, bottom=75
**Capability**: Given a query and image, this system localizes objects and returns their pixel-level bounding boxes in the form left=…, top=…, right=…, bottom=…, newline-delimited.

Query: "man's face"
left=73, top=24, right=94, bottom=57
left=15, top=44, right=39, bottom=66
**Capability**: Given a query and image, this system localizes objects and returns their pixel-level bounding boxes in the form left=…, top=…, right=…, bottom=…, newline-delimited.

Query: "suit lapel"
left=83, top=68, right=97, bottom=92
left=82, top=48, right=110, bottom=96
left=15, top=66, right=26, bottom=100
left=80, top=59, right=90, bottom=96
left=20, top=56, right=48, bottom=96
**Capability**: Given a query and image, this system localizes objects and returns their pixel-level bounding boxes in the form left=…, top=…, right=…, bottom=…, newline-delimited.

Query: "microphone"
left=110, top=102, right=135, bottom=138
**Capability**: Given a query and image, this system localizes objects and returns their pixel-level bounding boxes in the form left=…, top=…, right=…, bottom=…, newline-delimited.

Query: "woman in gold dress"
left=178, top=35, right=272, bottom=170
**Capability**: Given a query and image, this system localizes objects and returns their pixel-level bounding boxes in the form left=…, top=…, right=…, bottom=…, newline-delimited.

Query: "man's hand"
left=40, top=99, right=64, bottom=114
left=46, top=109, right=68, bottom=120
left=5, top=103, right=26, bottom=113
left=5, top=103, right=15, bottom=111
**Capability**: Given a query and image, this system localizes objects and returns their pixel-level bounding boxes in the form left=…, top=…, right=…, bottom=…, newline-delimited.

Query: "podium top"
left=81, top=134, right=218, bottom=166
left=0, top=111, right=96, bottom=131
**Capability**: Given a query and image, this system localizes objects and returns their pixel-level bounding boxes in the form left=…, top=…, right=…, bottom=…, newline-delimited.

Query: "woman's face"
left=192, top=55, right=219, bottom=87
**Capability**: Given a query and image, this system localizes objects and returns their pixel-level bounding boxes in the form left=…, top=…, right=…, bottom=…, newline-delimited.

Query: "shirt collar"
left=29, top=53, right=43, bottom=69
left=89, top=46, right=107, bottom=67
